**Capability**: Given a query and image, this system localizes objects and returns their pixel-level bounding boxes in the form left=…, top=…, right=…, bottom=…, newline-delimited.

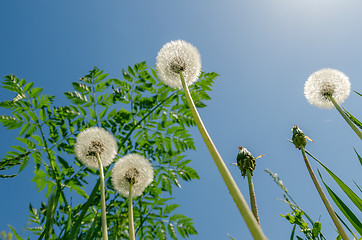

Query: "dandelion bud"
left=74, top=127, right=118, bottom=169
left=291, top=125, right=307, bottom=149
left=236, top=146, right=257, bottom=177
left=156, top=40, right=201, bottom=89
left=111, top=153, right=154, bottom=198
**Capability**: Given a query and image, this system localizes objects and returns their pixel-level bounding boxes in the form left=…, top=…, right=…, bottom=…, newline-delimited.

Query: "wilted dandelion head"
left=304, top=68, right=351, bottom=109
left=74, top=127, right=118, bottom=169
left=111, top=153, right=154, bottom=198
left=156, top=40, right=201, bottom=89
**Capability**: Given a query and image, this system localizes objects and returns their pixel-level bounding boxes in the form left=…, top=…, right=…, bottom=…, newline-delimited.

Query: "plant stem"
left=128, top=183, right=135, bottom=240
left=179, top=72, right=267, bottom=240
left=329, top=95, right=362, bottom=141
left=300, top=147, right=349, bottom=240
left=247, top=170, right=260, bottom=225
left=96, top=153, right=109, bottom=240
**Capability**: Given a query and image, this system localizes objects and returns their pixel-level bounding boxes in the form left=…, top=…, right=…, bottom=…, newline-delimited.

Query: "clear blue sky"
left=1, top=0, right=361, bottom=239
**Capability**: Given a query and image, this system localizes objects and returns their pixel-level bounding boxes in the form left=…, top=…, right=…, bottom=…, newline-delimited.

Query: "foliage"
left=0, top=62, right=218, bottom=239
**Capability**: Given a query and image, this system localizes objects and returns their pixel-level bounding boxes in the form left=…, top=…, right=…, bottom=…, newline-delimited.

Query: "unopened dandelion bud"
left=291, top=125, right=307, bottom=149
left=236, top=146, right=257, bottom=177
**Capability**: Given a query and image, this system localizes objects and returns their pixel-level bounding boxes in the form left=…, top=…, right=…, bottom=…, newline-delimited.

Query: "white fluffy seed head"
left=156, top=40, right=201, bottom=89
left=304, top=68, right=351, bottom=109
left=74, top=127, right=118, bottom=169
left=111, top=153, right=154, bottom=198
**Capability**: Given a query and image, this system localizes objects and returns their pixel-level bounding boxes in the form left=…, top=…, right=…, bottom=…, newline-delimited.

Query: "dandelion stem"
left=128, top=183, right=135, bottom=240
left=329, top=95, right=362, bottom=141
left=96, top=153, right=109, bottom=240
left=247, top=170, right=260, bottom=225
left=179, top=72, right=267, bottom=239
left=300, top=147, right=349, bottom=240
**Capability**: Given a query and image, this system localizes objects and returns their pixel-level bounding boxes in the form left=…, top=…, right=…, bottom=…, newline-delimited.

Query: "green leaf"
left=19, top=122, right=30, bottom=136
left=344, top=108, right=362, bottom=130
left=0, top=174, right=17, bottom=178
left=64, top=91, right=88, bottom=105
left=354, top=148, right=362, bottom=167
left=40, top=108, right=47, bottom=121
left=43, top=188, right=60, bottom=240
left=309, top=151, right=362, bottom=212
left=28, top=87, right=43, bottom=98
left=99, top=108, right=107, bottom=119
left=320, top=172, right=362, bottom=235
left=168, top=223, right=177, bottom=240
left=0, top=115, right=23, bottom=129
left=8, top=225, right=23, bottom=240
left=354, top=90, right=362, bottom=97
left=290, top=224, right=296, bottom=240
left=72, top=82, right=90, bottom=93
left=18, top=154, right=30, bottom=173
left=68, top=179, right=100, bottom=239
left=164, top=204, right=180, bottom=215
left=128, top=66, right=135, bottom=76
left=32, top=169, right=47, bottom=191
left=23, top=82, right=34, bottom=92
left=94, top=73, right=108, bottom=83
left=312, top=222, right=322, bottom=237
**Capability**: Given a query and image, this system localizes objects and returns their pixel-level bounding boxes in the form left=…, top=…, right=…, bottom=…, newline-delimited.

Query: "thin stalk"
left=300, top=147, right=349, bottom=240
left=96, top=153, right=109, bottom=240
left=128, top=183, right=135, bottom=240
left=179, top=72, right=267, bottom=239
left=92, top=77, right=99, bottom=125
left=246, top=170, right=260, bottom=225
left=329, top=95, right=362, bottom=141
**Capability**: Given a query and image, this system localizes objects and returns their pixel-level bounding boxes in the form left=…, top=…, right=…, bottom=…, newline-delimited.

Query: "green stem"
left=68, top=179, right=100, bottom=239
left=128, top=183, right=135, bottom=240
left=329, top=95, right=362, bottom=141
left=92, top=77, right=99, bottom=125
left=179, top=72, right=267, bottom=239
left=300, top=147, right=349, bottom=240
left=247, top=170, right=260, bottom=225
left=96, top=153, right=109, bottom=240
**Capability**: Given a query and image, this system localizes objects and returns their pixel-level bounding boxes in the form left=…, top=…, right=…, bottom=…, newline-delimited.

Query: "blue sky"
left=1, top=0, right=361, bottom=239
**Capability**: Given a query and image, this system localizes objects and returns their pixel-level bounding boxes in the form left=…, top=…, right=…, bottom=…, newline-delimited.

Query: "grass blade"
left=319, top=171, right=362, bottom=235
left=68, top=179, right=100, bottom=239
left=353, top=148, right=362, bottom=167
left=343, top=108, right=362, bottom=130
left=306, top=150, right=362, bottom=212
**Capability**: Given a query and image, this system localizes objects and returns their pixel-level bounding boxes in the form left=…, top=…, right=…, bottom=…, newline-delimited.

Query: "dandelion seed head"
left=304, top=68, right=351, bottom=109
left=74, top=127, right=117, bottom=169
left=156, top=40, right=201, bottom=89
left=111, top=153, right=154, bottom=198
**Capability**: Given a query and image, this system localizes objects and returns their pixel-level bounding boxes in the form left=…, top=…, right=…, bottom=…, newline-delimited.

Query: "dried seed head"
left=156, top=40, right=201, bottom=89
left=111, top=153, right=154, bottom=198
left=74, top=127, right=117, bottom=169
left=304, top=68, right=351, bottom=109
